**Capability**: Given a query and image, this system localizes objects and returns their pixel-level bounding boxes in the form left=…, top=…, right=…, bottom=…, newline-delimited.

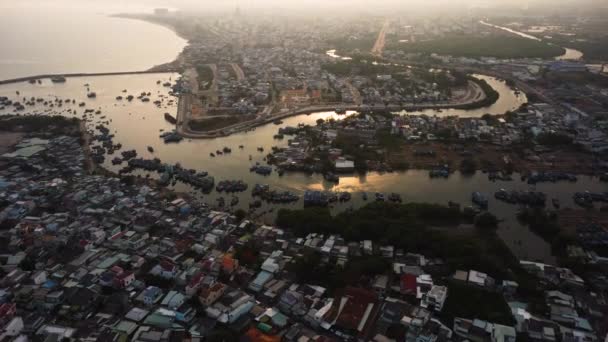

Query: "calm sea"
left=0, top=0, right=186, bottom=80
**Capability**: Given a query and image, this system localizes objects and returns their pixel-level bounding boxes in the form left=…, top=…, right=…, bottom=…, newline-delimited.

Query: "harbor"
left=1, top=72, right=607, bottom=263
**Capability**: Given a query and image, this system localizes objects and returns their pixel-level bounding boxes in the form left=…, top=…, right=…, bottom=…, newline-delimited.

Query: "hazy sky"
left=1, top=0, right=605, bottom=14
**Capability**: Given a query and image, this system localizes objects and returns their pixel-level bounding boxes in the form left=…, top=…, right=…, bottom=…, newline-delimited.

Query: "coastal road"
left=371, top=20, right=390, bottom=57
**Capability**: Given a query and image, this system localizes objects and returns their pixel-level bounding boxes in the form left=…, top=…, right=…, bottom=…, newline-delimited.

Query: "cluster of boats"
left=90, top=124, right=121, bottom=164
left=209, top=147, right=233, bottom=157
left=524, top=171, right=578, bottom=184
left=251, top=184, right=299, bottom=203
left=573, top=192, right=608, bottom=208
left=121, top=158, right=214, bottom=192
left=472, top=192, right=489, bottom=209
left=250, top=164, right=273, bottom=176
left=109, top=149, right=137, bottom=165
left=216, top=180, right=248, bottom=193
left=215, top=195, right=240, bottom=208
left=303, top=190, right=402, bottom=207
left=159, top=130, right=183, bottom=143
left=429, top=168, right=449, bottom=178
left=0, top=95, right=83, bottom=111
left=494, top=189, right=547, bottom=207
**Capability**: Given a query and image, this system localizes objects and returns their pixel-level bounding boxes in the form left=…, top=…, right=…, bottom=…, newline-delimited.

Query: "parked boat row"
left=250, top=164, right=273, bottom=176
left=122, top=158, right=214, bottom=192
left=159, top=130, right=183, bottom=143
left=495, top=189, right=546, bottom=206
left=429, top=168, right=449, bottom=178
left=524, top=171, right=577, bottom=184
left=573, top=192, right=608, bottom=208
left=216, top=180, right=248, bottom=193
left=472, top=191, right=489, bottom=209
left=251, top=184, right=300, bottom=203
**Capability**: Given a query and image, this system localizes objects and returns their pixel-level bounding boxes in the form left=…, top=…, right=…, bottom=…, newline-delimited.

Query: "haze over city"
left=0, top=0, right=607, bottom=341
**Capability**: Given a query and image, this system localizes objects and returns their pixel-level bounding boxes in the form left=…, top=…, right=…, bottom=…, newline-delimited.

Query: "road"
left=371, top=20, right=390, bottom=57
left=345, top=79, right=363, bottom=105
left=230, top=63, right=246, bottom=82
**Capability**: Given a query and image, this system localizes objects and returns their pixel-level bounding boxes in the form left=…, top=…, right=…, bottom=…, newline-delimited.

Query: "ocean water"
left=0, top=0, right=186, bottom=80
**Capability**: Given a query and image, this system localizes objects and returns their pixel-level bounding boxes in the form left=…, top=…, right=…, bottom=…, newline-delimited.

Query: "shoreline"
left=111, top=14, right=191, bottom=72
left=177, top=76, right=509, bottom=139
left=0, top=13, right=188, bottom=84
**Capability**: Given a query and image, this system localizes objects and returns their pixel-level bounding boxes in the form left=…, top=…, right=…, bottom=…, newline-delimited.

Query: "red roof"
left=160, top=260, right=176, bottom=271
left=326, top=287, right=378, bottom=336
left=188, top=273, right=204, bottom=288
left=115, top=271, right=133, bottom=280
left=0, top=303, right=16, bottom=317
left=401, top=274, right=417, bottom=294
left=111, top=265, right=124, bottom=275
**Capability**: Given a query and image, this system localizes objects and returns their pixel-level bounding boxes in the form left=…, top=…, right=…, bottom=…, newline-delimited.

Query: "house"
left=401, top=274, right=417, bottom=295
left=113, top=271, right=135, bottom=289
left=468, top=270, right=494, bottom=288
left=421, top=285, right=448, bottom=312
left=1, top=316, right=23, bottom=339
left=222, top=255, right=238, bottom=275
left=321, top=287, right=379, bottom=340
left=372, top=275, right=389, bottom=296
left=334, top=158, right=355, bottom=173
left=185, top=273, right=205, bottom=296
left=175, top=303, right=196, bottom=323
left=261, top=251, right=284, bottom=274
left=161, top=291, right=185, bottom=310
left=0, top=303, right=17, bottom=321
left=249, top=271, right=273, bottom=293
left=150, top=260, right=178, bottom=279
left=31, top=271, right=47, bottom=285
left=140, top=286, right=163, bottom=306
left=199, top=283, right=227, bottom=307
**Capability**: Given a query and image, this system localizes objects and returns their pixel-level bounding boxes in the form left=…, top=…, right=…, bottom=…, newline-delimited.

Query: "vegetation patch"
left=440, top=281, right=515, bottom=326
left=0, top=115, right=80, bottom=135
left=188, top=116, right=250, bottom=132
left=196, top=64, right=214, bottom=90
left=277, top=202, right=519, bottom=279
left=397, top=35, right=565, bottom=59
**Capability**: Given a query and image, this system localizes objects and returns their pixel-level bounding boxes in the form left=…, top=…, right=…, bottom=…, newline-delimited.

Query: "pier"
left=0, top=70, right=178, bottom=85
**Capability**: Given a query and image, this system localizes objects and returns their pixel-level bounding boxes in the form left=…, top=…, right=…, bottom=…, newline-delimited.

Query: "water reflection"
left=1, top=73, right=603, bottom=264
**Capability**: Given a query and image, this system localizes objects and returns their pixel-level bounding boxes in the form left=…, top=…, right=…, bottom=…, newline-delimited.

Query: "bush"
left=537, top=132, right=573, bottom=146
left=460, top=158, right=477, bottom=174
left=475, top=212, right=499, bottom=229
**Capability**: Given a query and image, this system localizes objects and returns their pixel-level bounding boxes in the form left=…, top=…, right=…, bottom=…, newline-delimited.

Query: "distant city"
left=0, top=1, right=607, bottom=342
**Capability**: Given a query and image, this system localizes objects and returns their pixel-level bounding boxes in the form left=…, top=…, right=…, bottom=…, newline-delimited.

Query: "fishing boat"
left=147, top=146, right=154, bottom=153
left=51, top=76, right=66, bottom=83
left=217, top=197, right=225, bottom=207
left=210, top=153, right=215, bottom=157
left=87, top=92, right=96, bottom=98
left=164, top=113, right=177, bottom=124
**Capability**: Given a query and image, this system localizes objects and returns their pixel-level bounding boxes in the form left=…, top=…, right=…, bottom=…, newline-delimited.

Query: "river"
left=1, top=73, right=604, bottom=264
left=0, top=4, right=600, bottom=264
left=0, top=1, right=187, bottom=80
